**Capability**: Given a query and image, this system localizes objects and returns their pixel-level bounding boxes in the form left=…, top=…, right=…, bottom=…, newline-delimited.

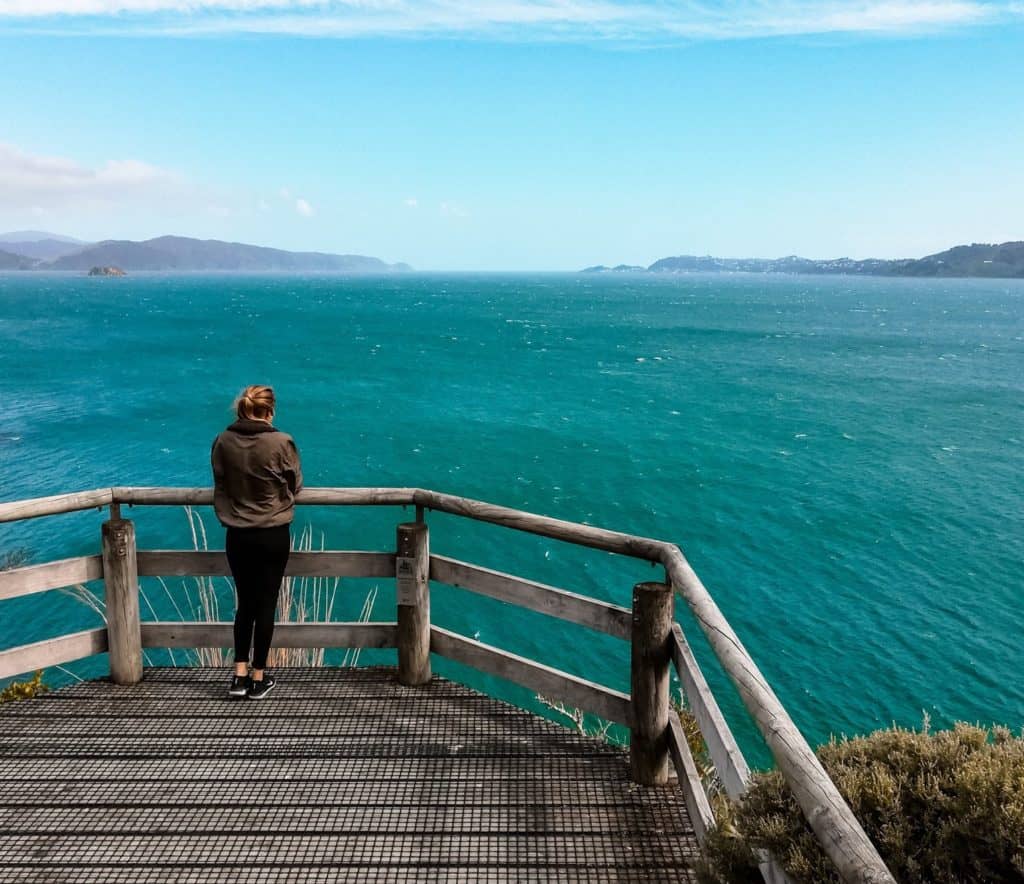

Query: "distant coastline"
left=583, top=241, right=1024, bottom=279
left=0, top=231, right=411, bottom=274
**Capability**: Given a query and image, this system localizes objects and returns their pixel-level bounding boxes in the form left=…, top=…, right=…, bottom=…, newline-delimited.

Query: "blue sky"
left=1, top=2, right=1022, bottom=269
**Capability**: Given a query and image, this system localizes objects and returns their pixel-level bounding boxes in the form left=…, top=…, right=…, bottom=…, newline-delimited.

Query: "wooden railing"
left=0, top=486, right=896, bottom=884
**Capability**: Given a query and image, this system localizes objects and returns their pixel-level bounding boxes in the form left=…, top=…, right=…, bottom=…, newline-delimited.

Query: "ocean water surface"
left=1, top=271, right=1021, bottom=765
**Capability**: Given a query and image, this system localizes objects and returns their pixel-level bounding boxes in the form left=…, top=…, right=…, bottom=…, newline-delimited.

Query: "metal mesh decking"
left=0, top=666, right=699, bottom=882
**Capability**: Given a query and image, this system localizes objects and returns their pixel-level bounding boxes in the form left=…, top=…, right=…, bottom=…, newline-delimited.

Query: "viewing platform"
left=0, top=666, right=698, bottom=882
left=0, top=486, right=897, bottom=884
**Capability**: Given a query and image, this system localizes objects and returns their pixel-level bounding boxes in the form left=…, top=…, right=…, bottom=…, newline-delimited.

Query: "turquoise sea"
left=1, top=272, right=1021, bottom=765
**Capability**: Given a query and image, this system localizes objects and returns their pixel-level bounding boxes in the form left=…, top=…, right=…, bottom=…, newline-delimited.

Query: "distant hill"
left=0, top=238, right=94, bottom=262
left=0, top=249, right=34, bottom=270
left=585, top=242, right=1024, bottom=279
left=0, top=230, right=88, bottom=245
left=40, top=235, right=409, bottom=273
left=890, top=242, right=1024, bottom=277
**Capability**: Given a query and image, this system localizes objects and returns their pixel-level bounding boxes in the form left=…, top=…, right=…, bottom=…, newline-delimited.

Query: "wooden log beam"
left=111, top=487, right=417, bottom=507
left=430, top=626, right=631, bottom=726
left=140, top=622, right=398, bottom=648
left=137, top=550, right=395, bottom=578
left=0, top=556, right=103, bottom=601
left=0, top=628, right=108, bottom=681
left=660, top=545, right=895, bottom=884
left=413, top=489, right=667, bottom=561
left=396, top=523, right=430, bottom=685
left=429, top=555, right=631, bottom=640
left=630, top=581, right=673, bottom=785
left=0, top=488, right=112, bottom=524
left=102, top=518, right=142, bottom=685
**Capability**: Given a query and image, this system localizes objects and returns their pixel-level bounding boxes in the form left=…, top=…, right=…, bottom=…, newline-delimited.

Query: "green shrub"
left=697, top=722, right=1024, bottom=884
left=0, top=670, right=48, bottom=704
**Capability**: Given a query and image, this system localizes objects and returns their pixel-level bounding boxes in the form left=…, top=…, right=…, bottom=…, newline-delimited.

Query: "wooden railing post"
left=101, top=515, right=142, bottom=684
left=630, top=580, right=673, bottom=785
left=396, top=522, right=430, bottom=685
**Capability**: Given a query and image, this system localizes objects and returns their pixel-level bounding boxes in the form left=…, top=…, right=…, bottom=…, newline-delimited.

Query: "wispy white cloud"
left=404, top=197, right=419, bottom=209
left=0, top=142, right=183, bottom=211
left=276, top=187, right=312, bottom=215
left=439, top=200, right=469, bottom=218
left=1, top=0, right=1020, bottom=40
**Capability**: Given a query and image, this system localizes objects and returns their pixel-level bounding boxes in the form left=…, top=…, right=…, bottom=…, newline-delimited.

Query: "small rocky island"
left=88, top=266, right=126, bottom=277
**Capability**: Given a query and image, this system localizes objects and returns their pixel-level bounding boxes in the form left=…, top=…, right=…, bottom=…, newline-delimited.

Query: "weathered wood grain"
left=111, top=486, right=418, bottom=507
left=430, top=626, right=631, bottom=726
left=0, top=488, right=112, bottom=523
left=136, top=550, right=395, bottom=578
left=430, top=555, right=631, bottom=639
left=0, top=628, right=108, bottom=680
left=630, top=582, right=673, bottom=785
left=666, top=712, right=715, bottom=843
left=102, top=519, right=142, bottom=685
left=140, top=622, right=398, bottom=648
left=396, top=523, right=430, bottom=685
left=670, top=623, right=751, bottom=799
left=0, top=556, right=103, bottom=601
left=413, top=489, right=668, bottom=561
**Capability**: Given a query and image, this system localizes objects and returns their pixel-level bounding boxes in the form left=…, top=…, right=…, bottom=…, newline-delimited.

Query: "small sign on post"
left=396, top=555, right=426, bottom=606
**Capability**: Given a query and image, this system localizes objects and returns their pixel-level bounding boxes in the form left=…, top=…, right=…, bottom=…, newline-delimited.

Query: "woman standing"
left=211, top=385, right=303, bottom=699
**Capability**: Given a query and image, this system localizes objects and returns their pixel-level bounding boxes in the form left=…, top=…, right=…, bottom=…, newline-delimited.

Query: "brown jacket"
left=211, top=419, right=303, bottom=528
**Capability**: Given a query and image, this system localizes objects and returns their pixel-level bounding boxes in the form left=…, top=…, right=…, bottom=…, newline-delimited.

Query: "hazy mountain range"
left=583, top=241, right=1024, bottom=279
left=0, top=232, right=411, bottom=273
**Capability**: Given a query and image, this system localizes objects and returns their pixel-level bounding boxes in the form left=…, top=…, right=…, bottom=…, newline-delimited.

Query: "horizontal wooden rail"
left=0, top=489, right=113, bottom=524
left=429, top=626, right=631, bottom=726
left=670, top=623, right=751, bottom=799
left=0, top=487, right=419, bottom=523
left=0, top=628, right=108, bottom=680
left=137, top=550, right=395, bottom=578
left=0, top=555, right=103, bottom=602
left=666, top=713, right=716, bottom=843
left=430, top=555, right=631, bottom=640
left=113, top=486, right=418, bottom=507
left=141, top=621, right=398, bottom=649
left=414, top=489, right=667, bottom=561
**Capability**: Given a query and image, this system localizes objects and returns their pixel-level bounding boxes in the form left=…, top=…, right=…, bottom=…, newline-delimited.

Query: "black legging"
left=225, top=525, right=291, bottom=670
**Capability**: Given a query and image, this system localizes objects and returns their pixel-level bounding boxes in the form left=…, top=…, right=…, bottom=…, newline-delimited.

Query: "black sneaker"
left=227, top=674, right=250, bottom=698
left=247, top=673, right=276, bottom=700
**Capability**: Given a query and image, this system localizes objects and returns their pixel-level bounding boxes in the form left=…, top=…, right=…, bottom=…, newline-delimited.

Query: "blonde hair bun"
left=235, top=385, right=276, bottom=421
